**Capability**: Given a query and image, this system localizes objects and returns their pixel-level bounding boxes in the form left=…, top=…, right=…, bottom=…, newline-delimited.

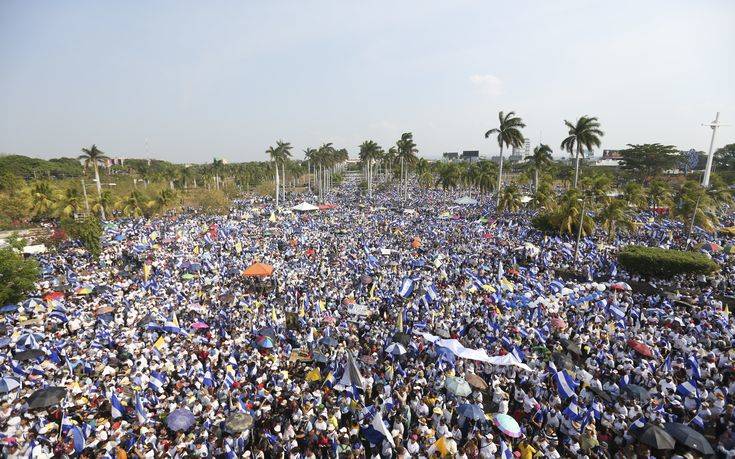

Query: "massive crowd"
left=1, top=181, right=735, bottom=458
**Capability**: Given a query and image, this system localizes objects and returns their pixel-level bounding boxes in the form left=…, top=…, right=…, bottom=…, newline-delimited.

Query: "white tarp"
left=22, top=244, right=47, bottom=255
left=292, top=202, right=319, bottom=212
left=417, top=333, right=534, bottom=371
left=454, top=196, right=478, bottom=205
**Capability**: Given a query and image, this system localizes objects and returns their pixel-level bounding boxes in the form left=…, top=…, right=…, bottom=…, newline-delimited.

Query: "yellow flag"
left=153, top=336, right=166, bottom=350
left=305, top=367, right=321, bottom=382
left=369, top=283, right=377, bottom=300
left=432, top=436, right=449, bottom=457
left=271, top=308, right=277, bottom=322
left=269, top=212, right=276, bottom=222
left=235, top=242, right=242, bottom=255
left=143, top=264, right=151, bottom=282
left=193, top=245, right=200, bottom=255
left=299, top=303, right=305, bottom=318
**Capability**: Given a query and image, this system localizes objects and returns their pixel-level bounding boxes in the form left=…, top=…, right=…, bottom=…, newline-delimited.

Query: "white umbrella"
left=385, top=343, right=407, bottom=356
left=292, top=202, right=319, bottom=212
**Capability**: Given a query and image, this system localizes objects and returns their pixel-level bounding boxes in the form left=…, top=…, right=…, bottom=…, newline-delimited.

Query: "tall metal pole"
left=573, top=198, right=587, bottom=263
left=686, top=192, right=702, bottom=247
left=81, top=179, right=90, bottom=215
left=702, top=112, right=729, bottom=188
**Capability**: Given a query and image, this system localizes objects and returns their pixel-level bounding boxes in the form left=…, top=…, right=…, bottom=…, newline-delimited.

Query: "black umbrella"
left=590, top=386, right=614, bottom=403
left=552, top=352, right=574, bottom=370
left=633, top=424, right=675, bottom=450
left=559, top=338, right=582, bottom=356
left=258, top=327, right=276, bottom=339
left=14, top=349, right=46, bottom=361
left=28, top=387, right=67, bottom=409
left=623, top=384, right=651, bottom=402
left=392, top=332, right=411, bottom=347
left=664, top=422, right=715, bottom=455
left=319, top=336, right=338, bottom=347
left=312, top=353, right=329, bottom=364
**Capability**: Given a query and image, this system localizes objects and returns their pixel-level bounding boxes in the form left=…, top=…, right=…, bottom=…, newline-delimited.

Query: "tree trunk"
left=400, top=157, right=404, bottom=203
left=573, top=146, right=581, bottom=189
left=274, top=163, right=280, bottom=207
left=535, top=168, right=539, bottom=193
left=496, top=145, right=504, bottom=208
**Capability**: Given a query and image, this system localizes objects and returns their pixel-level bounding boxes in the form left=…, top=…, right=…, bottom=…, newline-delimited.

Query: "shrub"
left=618, top=245, right=719, bottom=278
left=60, top=216, right=103, bottom=257
left=0, top=247, right=39, bottom=305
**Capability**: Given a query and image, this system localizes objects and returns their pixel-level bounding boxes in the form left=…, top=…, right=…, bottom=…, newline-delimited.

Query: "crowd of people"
left=1, top=180, right=734, bottom=458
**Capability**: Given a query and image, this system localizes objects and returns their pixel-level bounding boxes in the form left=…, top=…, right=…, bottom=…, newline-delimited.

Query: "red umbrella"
left=551, top=317, right=567, bottom=330
left=191, top=321, right=209, bottom=330
left=627, top=339, right=654, bottom=358
left=43, top=291, right=64, bottom=302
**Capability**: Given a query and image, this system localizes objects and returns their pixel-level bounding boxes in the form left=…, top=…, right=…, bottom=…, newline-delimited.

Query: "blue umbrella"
left=0, top=304, right=19, bottom=313
left=457, top=403, right=485, bottom=421
left=167, top=408, right=195, bottom=431
left=20, top=298, right=44, bottom=310
left=0, top=376, right=21, bottom=393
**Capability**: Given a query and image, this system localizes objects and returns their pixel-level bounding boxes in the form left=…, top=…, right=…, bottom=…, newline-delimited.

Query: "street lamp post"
left=701, top=112, right=729, bottom=188
left=573, top=197, right=587, bottom=263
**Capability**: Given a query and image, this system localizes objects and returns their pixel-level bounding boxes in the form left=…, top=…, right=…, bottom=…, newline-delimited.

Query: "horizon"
left=1, top=0, right=733, bottom=163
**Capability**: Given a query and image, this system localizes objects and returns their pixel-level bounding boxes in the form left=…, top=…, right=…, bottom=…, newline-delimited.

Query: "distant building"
left=594, top=149, right=623, bottom=167
left=461, top=150, right=480, bottom=163
left=512, top=138, right=531, bottom=158
left=443, top=152, right=459, bottom=162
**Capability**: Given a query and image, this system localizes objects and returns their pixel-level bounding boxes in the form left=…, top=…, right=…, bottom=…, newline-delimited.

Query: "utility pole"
left=81, top=179, right=90, bottom=216
left=701, top=112, right=729, bottom=188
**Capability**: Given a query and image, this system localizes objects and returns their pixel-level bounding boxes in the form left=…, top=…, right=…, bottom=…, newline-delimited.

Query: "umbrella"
left=392, top=332, right=411, bottom=347
left=181, top=273, right=195, bottom=280
left=258, top=327, right=277, bottom=339
left=0, top=304, right=19, bottom=313
left=445, top=377, right=472, bottom=397
left=255, top=335, right=274, bottom=349
left=493, top=413, right=521, bottom=437
left=14, top=349, right=45, bottom=361
left=550, top=317, right=567, bottom=330
left=321, top=315, right=336, bottom=325
left=243, top=262, right=274, bottom=277
left=610, top=282, right=632, bottom=292
left=43, top=292, right=64, bottom=302
left=95, top=306, right=114, bottom=316
left=465, top=372, right=488, bottom=391
left=457, top=403, right=485, bottom=421
left=225, top=413, right=253, bottom=433
left=27, top=387, right=66, bottom=409
left=633, top=424, right=675, bottom=450
left=623, top=384, right=651, bottom=402
left=191, top=321, right=209, bottom=330
left=385, top=343, right=407, bottom=356
left=167, top=408, right=196, bottom=431
left=16, top=333, right=41, bottom=349
left=360, top=275, right=373, bottom=285
left=319, top=336, right=338, bottom=347
left=590, top=386, right=615, bottom=403
left=0, top=376, right=21, bottom=393
left=627, top=339, right=654, bottom=358
left=664, top=422, right=714, bottom=455
left=697, top=242, right=721, bottom=253
left=312, top=353, right=329, bottom=364
left=560, top=338, right=582, bottom=356
left=75, top=287, right=93, bottom=295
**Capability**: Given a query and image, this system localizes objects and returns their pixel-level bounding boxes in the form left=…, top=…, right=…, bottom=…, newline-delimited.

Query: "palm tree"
left=580, top=173, right=613, bottom=206
left=622, top=182, right=647, bottom=210
left=485, top=111, right=526, bottom=207
left=383, top=147, right=397, bottom=182
left=92, top=190, right=114, bottom=219
left=266, top=142, right=288, bottom=207
left=498, top=184, right=522, bottom=213
left=554, top=189, right=596, bottom=236
left=474, top=160, right=498, bottom=195
left=316, top=143, right=335, bottom=203
left=560, top=116, right=604, bottom=189
left=597, top=198, right=634, bottom=241
left=359, top=141, right=383, bottom=198
left=530, top=181, right=554, bottom=209
left=56, top=187, right=82, bottom=217
left=303, top=148, right=317, bottom=193
left=530, top=144, right=553, bottom=192
left=675, top=181, right=719, bottom=232
left=118, top=190, right=146, bottom=218
left=436, top=163, right=462, bottom=191
left=79, top=144, right=109, bottom=219
left=648, top=179, right=672, bottom=212
left=30, top=182, right=56, bottom=219
left=396, top=133, right=418, bottom=201
left=276, top=140, right=292, bottom=200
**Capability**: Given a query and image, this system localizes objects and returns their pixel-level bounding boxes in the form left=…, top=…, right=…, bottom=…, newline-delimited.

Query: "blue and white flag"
left=69, top=426, right=86, bottom=454
left=591, top=400, right=604, bottom=420
left=149, top=372, right=165, bottom=393
left=554, top=370, right=579, bottom=399
left=607, top=304, right=626, bottom=320
left=224, top=372, right=236, bottom=389
left=425, top=284, right=439, bottom=302
left=549, top=280, right=565, bottom=294
left=134, top=393, right=148, bottom=424
left=677, top=380, right=699, bottom=399
left=690, top=413, right=706, bottom=430
left=110, top=393, right=125, bottom=419
left=686, top=355, right=701, bottom=380
left=202, top=369, right=214, bottom=388
left=500, top=439, right=514, bottom=459
left=398, top=278, right=415, bottom=298
left=163, top=312, right=183, bottom=334
left=563, top=399, right=584, bottom=421
left=620, top=374, right=630, bottom=388
left=629, top=416, right=648, bottom=431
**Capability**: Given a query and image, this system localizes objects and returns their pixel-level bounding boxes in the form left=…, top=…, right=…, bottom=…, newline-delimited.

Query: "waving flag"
left=677, top=380, right=699, bottom=399
left=371, top=412, right=395, bottom=447
left=163, top=312, right=183, bottom=334
left=686, top=355, right=701, bottom=379
left=554, top=370, right=579, bottom=399
left=134, top=393, right=148, bottom=424
left=398, top=277, right=415, bottom=298
left=149, top=372, right=165, bottom=393
left=110, top=393, right=125, bottom=419
left=500, top=439, right=514, bottom=459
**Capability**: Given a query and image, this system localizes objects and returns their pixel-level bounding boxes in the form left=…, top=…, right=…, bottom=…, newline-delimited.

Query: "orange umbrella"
left=242, top=262, right=274, bottom=277
left=411, top=237, right=421, bottom=249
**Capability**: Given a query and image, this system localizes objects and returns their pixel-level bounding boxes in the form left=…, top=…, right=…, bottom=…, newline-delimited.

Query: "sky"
left=1, top=0, right=733, bottom=163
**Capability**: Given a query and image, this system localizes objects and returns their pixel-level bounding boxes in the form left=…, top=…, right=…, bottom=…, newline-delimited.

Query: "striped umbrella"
left=0, top=376, right=21, bottom=393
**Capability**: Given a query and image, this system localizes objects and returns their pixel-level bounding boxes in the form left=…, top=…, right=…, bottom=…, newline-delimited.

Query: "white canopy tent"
left=291, top=202, right=319, bottom=212
left=454, top=196, right=478, bottom=205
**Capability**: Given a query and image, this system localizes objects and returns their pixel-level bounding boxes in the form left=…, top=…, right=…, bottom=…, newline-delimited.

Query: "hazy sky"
left=1, top=0, right=733, bottom=163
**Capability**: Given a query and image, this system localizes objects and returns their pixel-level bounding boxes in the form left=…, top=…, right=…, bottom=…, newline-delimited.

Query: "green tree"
left=529, top=144, right=553, bottom=192
left=435, top=163, right=462, bottom=191
left=622, top=182, right=647, bottom=210
left=674, top=181, right=720, bottom=232
left=0, top=247, right=39, bottom=305
left=714, top=143, right=735, bottom=170
left=485, top=111, right=526, bottom=206
left=60, top=216, right=103, bottom=257
left=473, top=160, right=498, bottom=194
left=597, top=198, right=634, bottom=241
left=498, top=184, right=522, bottom=213
left=530, top=181, right=554, bottom=209
left=56, top=187, right=83, bottom=217
left=619, top=143, right=679, bottom=182
left=396, top=133, right=418, bottom=201
left=78, top=145, right=109, bottom=219
left=359, top=140, right=384, bottom=198
left=560, top=116, right=604, bottom=188
left=30, top=182, right=56, bottom=219
left=648, top=179, right=672, bottom=211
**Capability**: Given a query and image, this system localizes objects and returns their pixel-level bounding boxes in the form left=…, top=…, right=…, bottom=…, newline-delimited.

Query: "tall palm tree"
left=316, top=143, right=335, bottom=203
left=56, top=187, right=82, bottom=217
left=485, top=111, right=526, bottom=207
left=303, top=148, right=317, bottom=193
left=92, top=190, right=114, bottom=219
left=30, top=182, right=56, bottom=219
left=211, top=158, right=225, bottom=190
left=622, top=182, right=647, bottom=210
left=396, top=133, right=418, bottom=201
left=383, top=147, right=397, bottom=182
left=530, top=144, right=553, bottom=192
left=554, top=189, right=596, bottom=236
left=79, top=144, right=109, bottom=219
left=474, top=160, right=498, bottom=195
left=266, top=144, right=283, bottom=207
left=275, top=140, right=292, bottom=200
left=118, top=191, right=146, bottom=218
left=674, top=181, right=719, bottom=232
left=359, top=140, right=383, bottom=198
left=436, top=163, right=462, bottom=191
left=498, top=184, right=522, bottom=213
left=648, top=179, right=672, bottom=212
left=560, top=116, right=604, bottom=189
left=597, top=198, right=634, bottom=241
left=530, top=181, right=554, bottom=209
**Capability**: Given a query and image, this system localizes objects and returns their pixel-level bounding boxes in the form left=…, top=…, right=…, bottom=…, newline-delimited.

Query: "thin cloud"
left=469, top=74, right=503, bottom=96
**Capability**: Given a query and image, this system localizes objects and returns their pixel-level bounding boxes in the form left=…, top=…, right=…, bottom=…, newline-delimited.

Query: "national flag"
left=500, top=439, right=514, bottom=459
left=134, top=393, right=148, bottom=424
left=607, top=304, right=626, bottom=320
left=203, top=369, right=214, bottom=388
left=163, top=312, right=183, bottom=334
left=69, top=426, right=86, bottom=454
left=563, top=399, right=584, bottom=421
left=677, top=380, right=699, bottom=399
left=398, top=278, right=415, bottom=298
left=553, top=370, right=579, bottom=399
left=620, top=374, right=630, bottom=388
left=224, top=372, right=236, bottom=389
left=371, top=412, right=395, bottom=447
left=686, top=355, right=701, bottom=379
left=153, top=336, right=166, bottom=351
left=690, top=413, right=706, bottom=429
left=110, top=393, right=125, bottom=419
left=149, top=372, right=165, bottom=393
